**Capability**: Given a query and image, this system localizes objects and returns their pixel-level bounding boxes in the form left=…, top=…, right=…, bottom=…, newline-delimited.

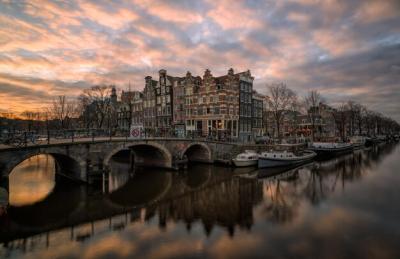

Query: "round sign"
left=131, top=128, right=140, bottom=137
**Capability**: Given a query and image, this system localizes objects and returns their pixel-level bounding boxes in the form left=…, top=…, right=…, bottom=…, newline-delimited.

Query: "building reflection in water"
left=0, top=143, right=398, bottom=258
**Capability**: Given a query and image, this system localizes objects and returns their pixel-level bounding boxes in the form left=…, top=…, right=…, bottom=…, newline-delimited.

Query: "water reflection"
left=9, top=155, right=55, bottom=207
left=0, top=143, right=399, bottom=258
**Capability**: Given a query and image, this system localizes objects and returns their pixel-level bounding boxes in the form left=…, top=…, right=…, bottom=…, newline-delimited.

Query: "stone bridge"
left=0, top=138, right=268, bottom=183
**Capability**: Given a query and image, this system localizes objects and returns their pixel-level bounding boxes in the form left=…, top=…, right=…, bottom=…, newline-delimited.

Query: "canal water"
left=0, top=143, right=399, bottom=258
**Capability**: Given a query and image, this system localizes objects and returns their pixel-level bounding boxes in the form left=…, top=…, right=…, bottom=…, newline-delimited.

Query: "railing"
left=0, top=128, right=320, bottom=149
left=0, top=129, right=250, bottom=148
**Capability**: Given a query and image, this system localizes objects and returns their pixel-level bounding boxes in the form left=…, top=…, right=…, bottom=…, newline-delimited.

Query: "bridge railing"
left=0, top=129, right=248, bottom=148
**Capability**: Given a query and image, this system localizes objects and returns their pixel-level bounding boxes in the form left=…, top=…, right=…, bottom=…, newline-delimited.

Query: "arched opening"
left=129, top=144, right=170, bottom=168
left=5, top=153, right=83, bottom=208
left=50, top=153, right=83, bottom=182
left=107, top=149, right=132, bottom=193
left=183, top=144, right=212, bottom=163
left=8, top=154, right=56, bottom=207
left=106, top=143, right=172, bottom=170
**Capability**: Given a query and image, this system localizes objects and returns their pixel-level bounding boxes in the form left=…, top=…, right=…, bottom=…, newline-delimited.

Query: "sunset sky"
left=0, top=0, right=399, bottom=120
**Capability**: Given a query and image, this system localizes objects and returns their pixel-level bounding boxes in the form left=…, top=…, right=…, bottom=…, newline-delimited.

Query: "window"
left=203, top=97, right=207, bottom=103
left=214, top=107, right=220, bottom=114
left=198, top=98, right=202, bottom=104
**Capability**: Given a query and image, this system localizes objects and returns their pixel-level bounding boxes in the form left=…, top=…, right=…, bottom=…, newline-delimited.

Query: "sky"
left=0, top=0, right=399, bottom=120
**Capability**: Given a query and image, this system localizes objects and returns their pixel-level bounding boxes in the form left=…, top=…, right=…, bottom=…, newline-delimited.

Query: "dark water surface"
left=1, top=143, right=400, bottom=259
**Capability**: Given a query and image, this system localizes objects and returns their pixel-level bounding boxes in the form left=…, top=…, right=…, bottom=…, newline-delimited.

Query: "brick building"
left=140, top=68, right=264, bottom=142
left=143, top=76, right=157, bottom=132
left=252, top=91, right=264, bottom=138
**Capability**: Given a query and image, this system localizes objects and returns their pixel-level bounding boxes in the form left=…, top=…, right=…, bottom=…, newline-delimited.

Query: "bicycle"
left=24, top=132, right=38, bottom=145
left=0, top=134, right=24, bottom=147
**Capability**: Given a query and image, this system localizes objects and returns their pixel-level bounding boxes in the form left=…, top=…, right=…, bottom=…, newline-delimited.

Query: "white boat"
left=232, top=150, right=259, bottom=167
left=309, top=142, right=353, bottom=156
left=258, top=150, right=316, bottom=168
left=349, top=136, right=366, bottom=149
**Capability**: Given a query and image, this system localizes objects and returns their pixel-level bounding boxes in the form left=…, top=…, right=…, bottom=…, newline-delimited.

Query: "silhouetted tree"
left=304, top=90, right=324, bottom=141
left=267, top=83, right=296, bottom=142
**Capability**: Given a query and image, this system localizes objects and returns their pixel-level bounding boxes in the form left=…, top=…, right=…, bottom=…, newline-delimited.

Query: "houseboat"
left=309, top=142, right=353, bottom=156
left=258, top=150, right=316, bottom=168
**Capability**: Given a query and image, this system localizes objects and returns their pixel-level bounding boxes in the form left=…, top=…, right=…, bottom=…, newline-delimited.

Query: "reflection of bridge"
left=0, top=166, right=263, bottom=246
left=0, top=138, right=269, bottom=183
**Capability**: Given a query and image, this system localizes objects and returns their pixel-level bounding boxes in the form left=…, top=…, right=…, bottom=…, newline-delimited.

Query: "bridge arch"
left=2, top=150, right=86, bottom=182
left=182, top=142, right=212, bottom=163
left=104, top=141, right=172, bottom=169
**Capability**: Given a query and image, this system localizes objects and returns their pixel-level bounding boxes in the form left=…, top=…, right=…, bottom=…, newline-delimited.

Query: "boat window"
left=273, top=155, right=276, bottom=158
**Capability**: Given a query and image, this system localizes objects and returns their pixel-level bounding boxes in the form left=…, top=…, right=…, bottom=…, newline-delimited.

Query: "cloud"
left=0, top=0, right=399, bottom=121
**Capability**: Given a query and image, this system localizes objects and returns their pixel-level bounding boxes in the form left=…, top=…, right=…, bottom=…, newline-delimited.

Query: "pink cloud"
left=133, top=0, right=204, bottom=25
left=206, top=0, right=262, bottom=30
left=78, top=1, right=139, bottom=30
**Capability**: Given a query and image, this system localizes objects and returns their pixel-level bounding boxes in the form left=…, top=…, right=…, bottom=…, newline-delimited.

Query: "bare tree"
left=347, top=100, right=362, bottom=137
left=267, top=83, right=296, bottom=142
left=355, top=104, right=366, bottom=135
left=304, top=90, right=323, bottom=141
left=288, top=95, right=300, bottom=139
left=49, top=96, right=76, bottom=129
left=79, top=85, right=113, bottom=129
left=332, top=103, right=348, bottom=142
left=21, top=110, right=38, bottom=131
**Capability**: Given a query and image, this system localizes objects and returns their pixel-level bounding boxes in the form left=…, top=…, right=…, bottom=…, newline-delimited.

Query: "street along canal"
left=0, top=143, right=399, bottom=259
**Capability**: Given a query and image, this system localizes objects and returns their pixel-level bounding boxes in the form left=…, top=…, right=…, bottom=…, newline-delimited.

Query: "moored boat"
left=258, top=150, right=316, bottom=168
left=349, top=136, right=366, bottom=149
left=232, top=150, right=259, bottom=167
left=309, top=142, right=353, bottom=157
